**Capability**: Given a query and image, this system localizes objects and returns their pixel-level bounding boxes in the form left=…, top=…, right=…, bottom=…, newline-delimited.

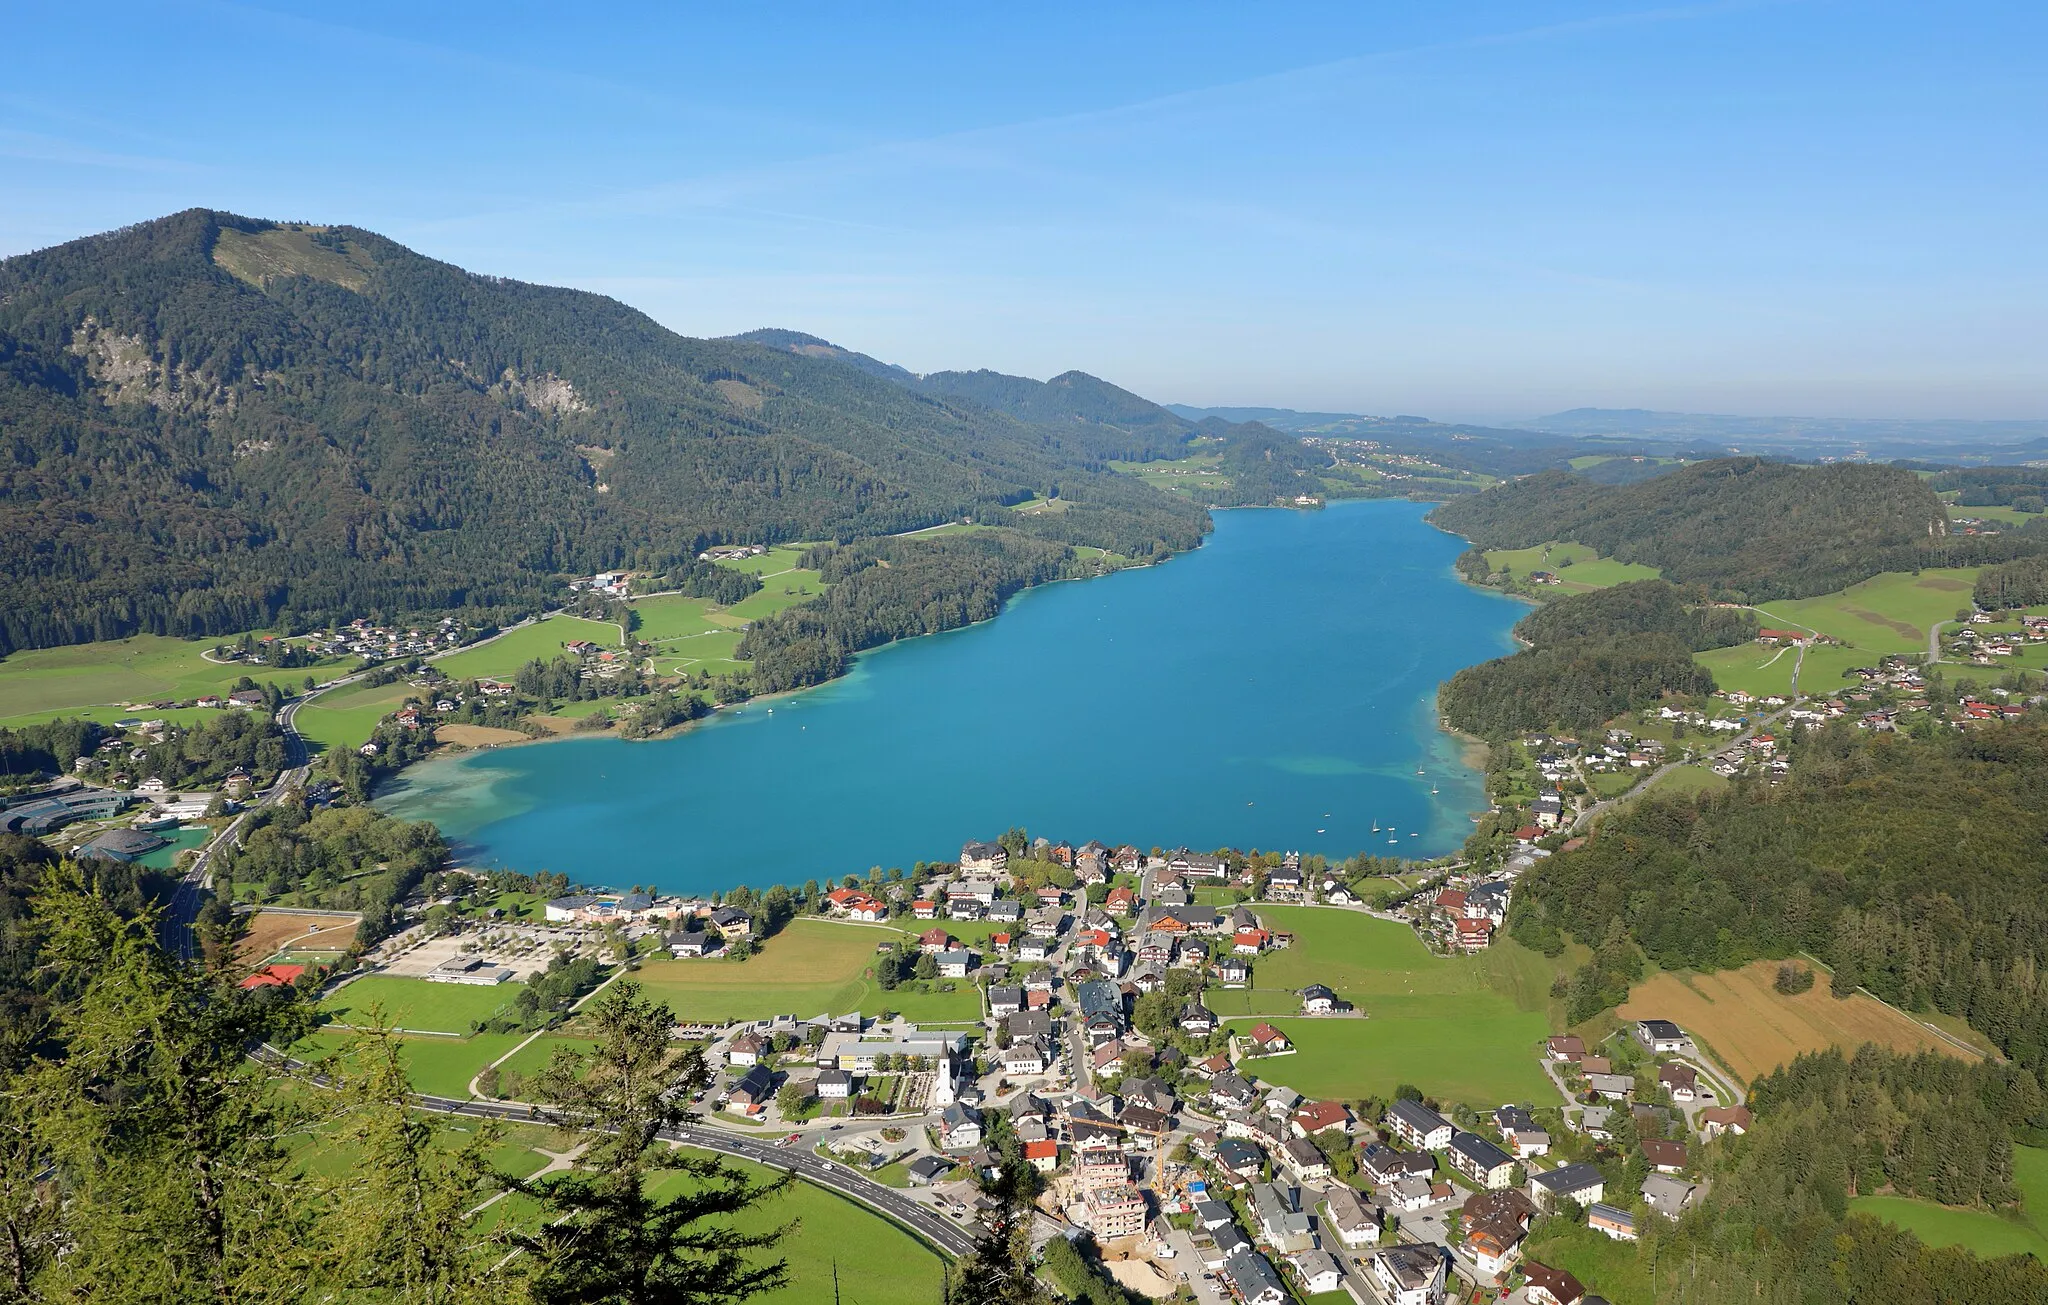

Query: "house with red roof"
left=239, top=963, right=305, bottom=990
left=1023, top=1139, right=1060, bottom=1172
left=1435, top=889, right=1468, bottom=912
left=1247, top=1023, right=1291, bottom=1055
left=1453, top=918, right=1495, bottom=951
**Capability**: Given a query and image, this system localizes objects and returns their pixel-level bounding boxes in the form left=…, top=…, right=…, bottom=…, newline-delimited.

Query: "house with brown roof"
left=1642, top=1139, right=1688, bottom=1174
left=1659, top=1062, right=1700, bottom=1102
left=1546, top=1034, right=1585, bottom=1061
left=1697, top=1105, right=1752, bottom=1140
left=1292, top=1100, right=1351, bottom=1137
left=1523, top=1261, right=1586, bottom=1305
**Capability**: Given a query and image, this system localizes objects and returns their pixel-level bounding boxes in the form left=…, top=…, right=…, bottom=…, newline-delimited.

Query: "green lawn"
left=1554, top=557, right=1662, bottom=588
left=647, top=629, right=747, bottom=676
left=1522, top=1217, right=1658, bottom=1302
left=1109, top=453, right=1231, bottom=496
left=1695, top=642, right=1798, bottom=697
left=1752, top=569, right=1978, bottom=656
left=1850, top=1144, right=2048, bottom=1262
left=294, top=680, right=414, bottom=751
left=1649, top=765, right=1730, bottom=799
left=1209, top=907, right=1555, bottom=1106
left=631, top=594, right=732, bottom=642
left=296, top=1027, right=528, bottom=1098
left=723, top=568, right=828, bottom=623
left=1478, top=542, right=1658, bottom=590
left=0, top=631, right=347, bottom=721
left=1484, top=542, right=1596, bottom=575
left=492, top=1034, right=601, bottom=1086
left=434, top=615, right=623, bottom=681
left=1949, top=503, right=2042, bottom=526
left=650, top=1153, right=948, bottom=1304
left=319, top=974, right=527, bottom=1034
left=628, top=919, right=939, bottom=1023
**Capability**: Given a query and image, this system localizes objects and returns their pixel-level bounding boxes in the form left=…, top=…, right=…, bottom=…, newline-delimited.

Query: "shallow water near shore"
left=374, top=500, right=1524, bottom=893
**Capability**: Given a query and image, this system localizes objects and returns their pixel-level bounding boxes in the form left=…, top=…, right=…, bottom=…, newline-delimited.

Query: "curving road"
left=160, top=677, right=357, bottom=960
left=419, top=1094, right=977, bottom=1257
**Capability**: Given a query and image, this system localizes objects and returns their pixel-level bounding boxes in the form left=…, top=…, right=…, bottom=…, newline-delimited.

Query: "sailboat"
left=1430, top=785, right=1439, bottom=795
left=1371, top=820, right=1380, bottom=833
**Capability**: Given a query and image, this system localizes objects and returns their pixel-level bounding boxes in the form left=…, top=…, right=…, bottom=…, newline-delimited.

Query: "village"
left=309, top=836, right=1747, bottom=1305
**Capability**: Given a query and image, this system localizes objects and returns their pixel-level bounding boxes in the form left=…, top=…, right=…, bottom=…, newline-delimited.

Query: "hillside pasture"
left=1616, top=961, right=1976, bottom=1086
left=1753, top=569, right=1978, bottom=656
left=630, top=594, right=733, bottom=642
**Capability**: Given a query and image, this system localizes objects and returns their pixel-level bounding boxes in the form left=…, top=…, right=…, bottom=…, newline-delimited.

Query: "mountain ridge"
left=0, top=210, right=1207, bottom=654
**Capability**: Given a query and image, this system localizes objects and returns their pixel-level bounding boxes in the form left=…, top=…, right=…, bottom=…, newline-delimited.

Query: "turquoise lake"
left=374, top=501, right=1525, bottom=893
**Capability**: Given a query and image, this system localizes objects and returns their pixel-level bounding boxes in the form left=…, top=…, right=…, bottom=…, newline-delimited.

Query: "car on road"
left=777, top=1133, right=803, bottom=1147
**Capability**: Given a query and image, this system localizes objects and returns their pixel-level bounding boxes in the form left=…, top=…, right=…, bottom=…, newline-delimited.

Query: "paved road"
left=159, top=676, right=356, bottom=960
left=410, top=1094, right=977, bottom=1258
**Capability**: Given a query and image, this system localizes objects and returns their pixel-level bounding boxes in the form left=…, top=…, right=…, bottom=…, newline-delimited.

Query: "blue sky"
left=5, top=1, right=2043, bottom=420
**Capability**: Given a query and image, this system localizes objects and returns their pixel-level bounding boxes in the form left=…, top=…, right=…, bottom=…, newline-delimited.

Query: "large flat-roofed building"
left=3, top=788, right=132, bottom=835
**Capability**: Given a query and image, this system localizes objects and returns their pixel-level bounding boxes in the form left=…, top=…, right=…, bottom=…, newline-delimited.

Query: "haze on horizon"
left=5, top=1, right=2042, bottom=423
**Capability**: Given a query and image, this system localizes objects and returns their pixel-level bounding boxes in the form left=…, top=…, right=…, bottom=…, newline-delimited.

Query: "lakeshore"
left=374, top=501, right=1526, bottom=893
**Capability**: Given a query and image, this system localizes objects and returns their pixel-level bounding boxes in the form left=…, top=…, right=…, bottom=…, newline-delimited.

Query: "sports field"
left=0, top=631, right=346, bottom=723
left=1752, top=569, right=1978, bottom=656
left=1208, top=907, right=1554, bottom=1105
left=1616, top=960, right=1977, bottom=1086
left=320, top=973, right=527, bottom=1034
left=433, top=615, right=623, bottom=681
left=1850, top=1146, right=2048, bottom=1261
left=628, top=919, right=976, bottom=1023
left=236, top=909, right=360, bottom=962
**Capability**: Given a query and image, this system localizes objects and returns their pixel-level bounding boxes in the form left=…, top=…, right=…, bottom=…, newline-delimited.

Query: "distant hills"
left=1430, top=457, right=1958, bottom=601
left=1528, top=407, right=2048, bottom=451
left=0, top=211, right=1208, bottom=654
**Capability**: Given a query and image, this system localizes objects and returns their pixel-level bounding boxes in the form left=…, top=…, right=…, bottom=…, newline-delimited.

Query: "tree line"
left=1438, top=581, right=1732, bottom=739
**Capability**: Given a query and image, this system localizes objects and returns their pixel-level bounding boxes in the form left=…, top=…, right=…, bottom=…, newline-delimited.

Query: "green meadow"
left=296, top=1027, right=527, bottom=1099
left=628, top=919, right=978, bottom=1024
left=0, top=631, right=347, bottom=723
left=433, top=615, right=623, bottom=681
left=293, top=680, right=416, bottom=751
left=319, top=974, right=526, bottom=1034
left=1210, top=907, right=1555, bottom=1105
left=1481, top=541, right=1658, bottom=591
left=1850, top=1146, right=2048, bottom=1261
left=1752, top=569, right=1978, bottom=656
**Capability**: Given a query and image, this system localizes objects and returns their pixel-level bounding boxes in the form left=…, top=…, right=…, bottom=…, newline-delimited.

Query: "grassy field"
left=1648, top=764, right=1730, bottom=799
left=1208, top=907, right=1555, bottom=1106
left=724, top=567, right=827, bottom=622
left=434, top=615, right=623, bottom=681
left=627, top=919, right=981, bottom=1023
left=1616, top=960, right=1976, bottom=1085
left=652, top=1152, right=948, bottom=1304
left=1752, top=569, right=1978, bottom=656
left=294, top=680, right=415, bottom=751
left=1947, top=502, right=2042, bottom=526
left=631, top=594, right=733, bottom=642
left=1109, top=452, right=1230, bottom=497
left=716, top=544, right=819, bottom=577
left=1481, top=541, right=1659, bottom=591
left=296, top=1027, right=527, bottom=1098
left=0, top=631, right=347, bottom=723
left=1522, top=1218, right=1658, bottom=1302
left=320, top=974, right=527, bottom=1034
left=1695, top=640, right=1871, bottom=699
left=1851, top=1146, right=2048, bottom=1260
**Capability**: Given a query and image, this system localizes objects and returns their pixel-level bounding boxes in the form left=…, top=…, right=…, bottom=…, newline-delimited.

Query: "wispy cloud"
left=0, top=129, right=203, bottom=174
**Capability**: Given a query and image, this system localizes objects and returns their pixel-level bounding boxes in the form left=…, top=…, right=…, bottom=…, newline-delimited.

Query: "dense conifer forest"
left=1512, top=722, right=2048, bottom=1076
left=1438, top=580, right=1741, bottom=738
left=0, top=211, right=1212, bottom=655
left=1430, top=458, right=1953, bottom=600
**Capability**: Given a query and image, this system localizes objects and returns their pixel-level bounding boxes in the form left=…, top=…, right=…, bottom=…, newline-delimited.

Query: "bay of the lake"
left=374, top=501, right=1525, bottom=893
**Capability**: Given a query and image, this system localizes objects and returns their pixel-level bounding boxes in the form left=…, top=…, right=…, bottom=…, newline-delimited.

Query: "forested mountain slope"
left=1430, top=457, right=1951, bottom=599
left=0, top=212, right=1206, bottom=655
